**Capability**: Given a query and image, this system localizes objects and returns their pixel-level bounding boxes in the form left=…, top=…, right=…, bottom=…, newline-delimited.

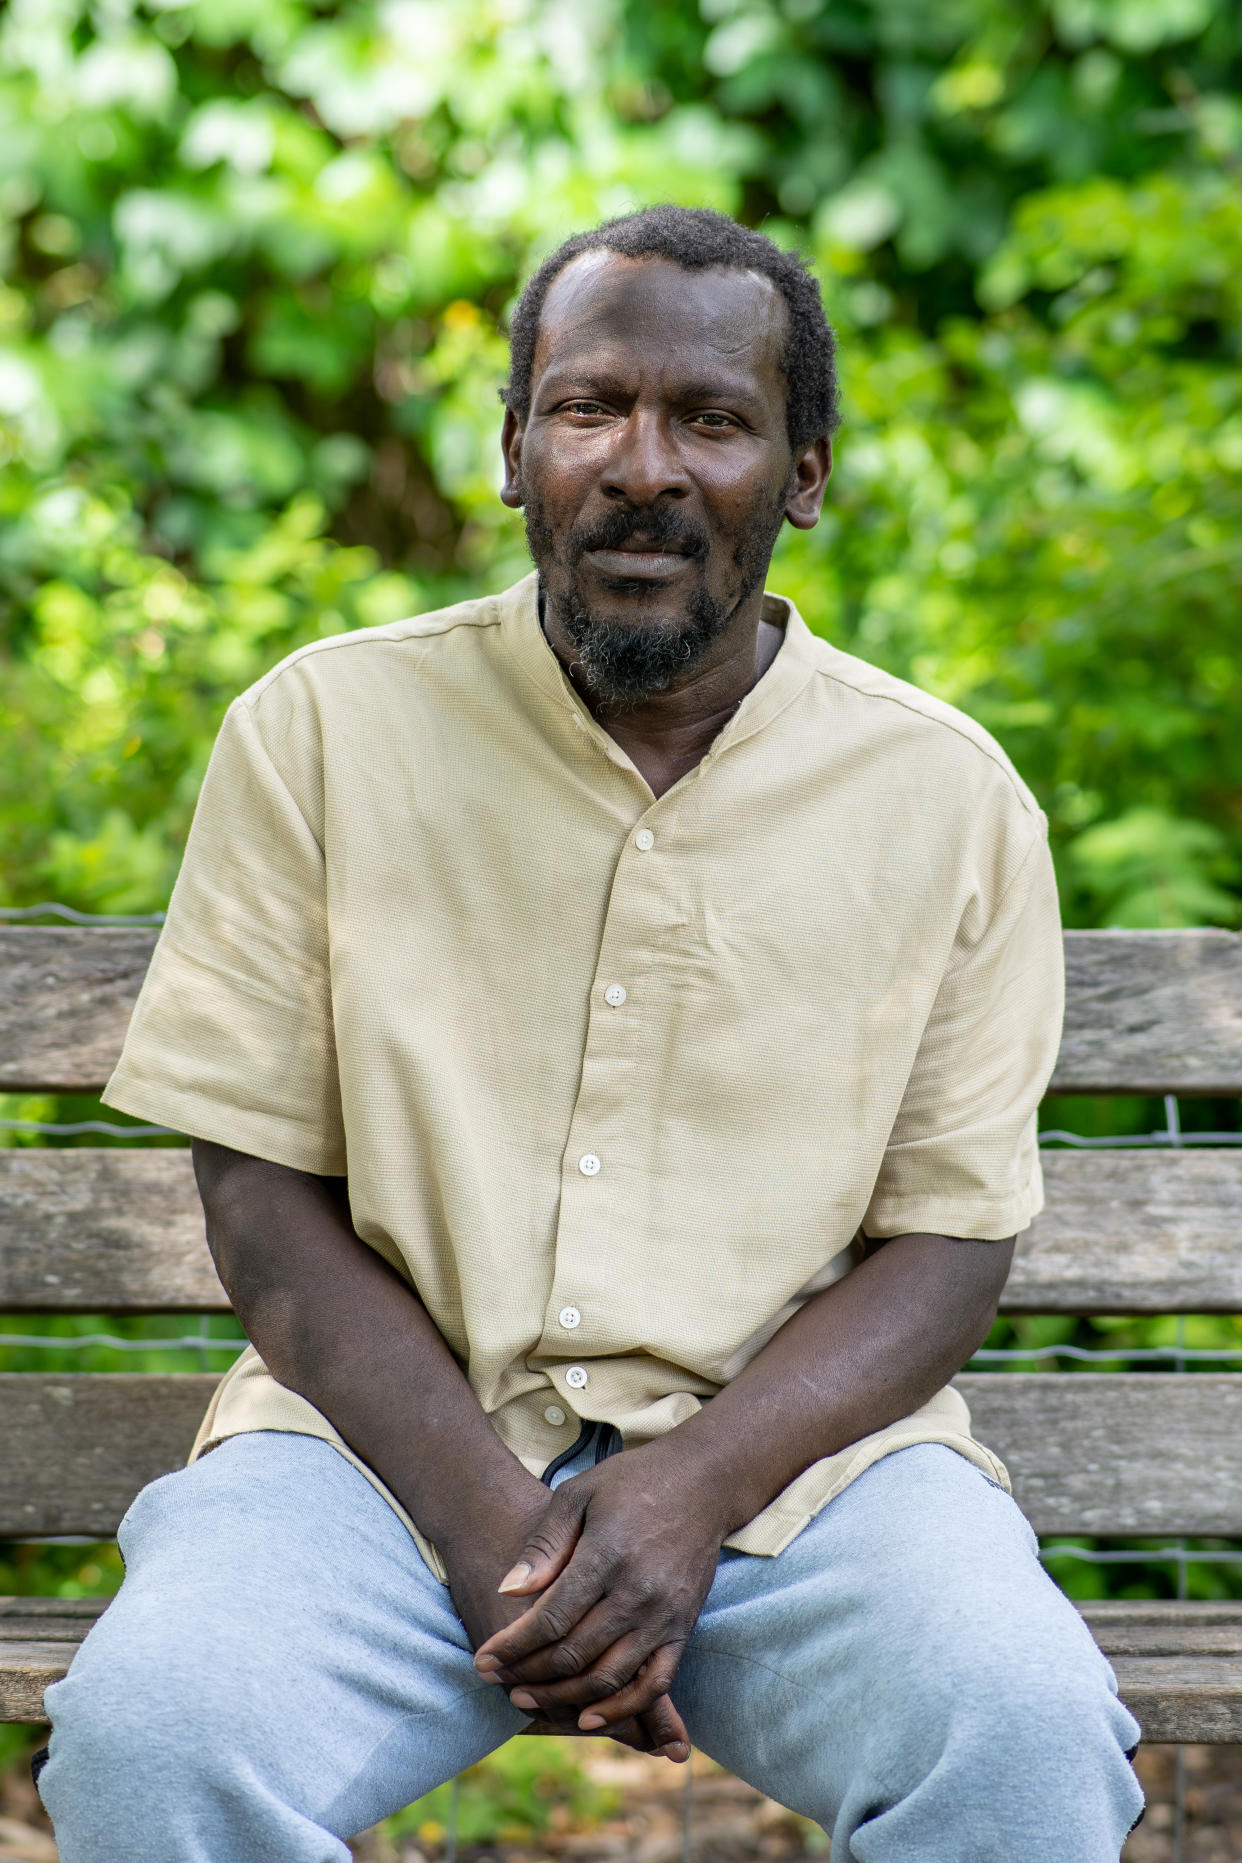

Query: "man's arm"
left=192, top=1140, right=541, bottom=1554
left=190, top=1139, right=691, bottom=1758
left=473, top=1230, right=1013, bottom=1729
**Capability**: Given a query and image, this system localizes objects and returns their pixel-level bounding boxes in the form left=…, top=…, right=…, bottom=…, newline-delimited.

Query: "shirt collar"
left=498, top=570, right=820, bottom=777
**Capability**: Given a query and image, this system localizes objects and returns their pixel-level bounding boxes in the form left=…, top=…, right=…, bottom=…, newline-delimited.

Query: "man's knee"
left=968, top=1642, right=1134, bottom=1757
left=41, top=1639, right=263, bottom=1825
left=38, top=1589, right=353, bottom=1860
left=851, top=1622, right=1141, bottom=1863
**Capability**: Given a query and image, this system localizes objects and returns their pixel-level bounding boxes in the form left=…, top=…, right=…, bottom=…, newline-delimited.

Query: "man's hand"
left=446, top=1476, right=693, bottom=1760
left=471, top=1438, right=728, bottom=1743
left=446, top=1474, right=694, bottom=1760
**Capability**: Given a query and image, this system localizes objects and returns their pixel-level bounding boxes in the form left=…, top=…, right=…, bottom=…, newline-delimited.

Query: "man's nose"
left=600, top=410, right=690, bottom=503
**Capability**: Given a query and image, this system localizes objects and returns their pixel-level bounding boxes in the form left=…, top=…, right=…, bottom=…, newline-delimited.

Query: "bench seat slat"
left=1106, top=1658, right=1242, bottom=1744
left=3, top=1146, right=1242, bottom=1314
left=0, top=1642, right=88, bottom=1722
left=1085, top=1601, right=1242, bottom=1631
left=2, top=1598, right=1239, bottom=1741
left=3, top=926, right=1241, bottom=1095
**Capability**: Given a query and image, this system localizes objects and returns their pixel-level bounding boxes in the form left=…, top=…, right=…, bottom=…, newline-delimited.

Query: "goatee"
left=524, top=494, right=784, bottom=707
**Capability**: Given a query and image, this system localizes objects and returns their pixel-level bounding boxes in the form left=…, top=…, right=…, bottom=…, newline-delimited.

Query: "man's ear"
left=500, top=406, right=524, bottom=509
left=784, top=436, right=832, bottom=532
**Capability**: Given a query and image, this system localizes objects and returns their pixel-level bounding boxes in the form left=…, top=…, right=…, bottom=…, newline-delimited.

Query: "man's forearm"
left=191, top=1139, right=539, bottom=1555
left=658, top=1231, right=1014, bottom=1536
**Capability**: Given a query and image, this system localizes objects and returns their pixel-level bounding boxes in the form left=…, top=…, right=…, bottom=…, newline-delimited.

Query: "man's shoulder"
left=798, top=627, right=1041, bottom=824
left=237, top=584, right=514, bottom=714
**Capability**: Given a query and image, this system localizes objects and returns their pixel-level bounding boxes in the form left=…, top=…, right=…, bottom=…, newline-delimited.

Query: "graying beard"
left=558, top=588, right=733, bottom=705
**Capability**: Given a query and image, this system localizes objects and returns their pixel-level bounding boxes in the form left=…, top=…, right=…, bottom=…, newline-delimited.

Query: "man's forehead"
left=534, top=251, right=787, bottom=379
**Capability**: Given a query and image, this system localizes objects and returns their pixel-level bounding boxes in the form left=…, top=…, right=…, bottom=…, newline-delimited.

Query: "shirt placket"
left=536, top=798, right=681, bottom=1418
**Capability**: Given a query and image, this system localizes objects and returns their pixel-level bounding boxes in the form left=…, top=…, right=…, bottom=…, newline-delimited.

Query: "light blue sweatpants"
left=39, top=1432, right=1143, bottom=1860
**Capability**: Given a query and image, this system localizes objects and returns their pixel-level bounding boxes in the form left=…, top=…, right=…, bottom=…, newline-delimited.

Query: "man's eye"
left=693, top=413, right=737, bottom=430
left=563, top=401, right=609, bottom=417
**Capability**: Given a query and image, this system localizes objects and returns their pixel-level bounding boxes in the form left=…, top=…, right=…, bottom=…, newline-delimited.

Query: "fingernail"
left=510, top=1690, right=537, bottom=1711
left=474, top=1654, right=501, bottom=1673
left=579, top=1712, right=605, bottom=1730
left=497, top=1562, right=533, bottom=1594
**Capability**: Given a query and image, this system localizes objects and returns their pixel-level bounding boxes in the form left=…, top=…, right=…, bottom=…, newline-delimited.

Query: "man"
left=40, top=206, right=1142, bottom=1859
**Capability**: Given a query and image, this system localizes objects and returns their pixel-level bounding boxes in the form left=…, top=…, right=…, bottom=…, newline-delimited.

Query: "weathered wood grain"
left=0, top=1375, right=216, bottom=1537
left=0, top=1642, right=86, bottom=1722
left=1010, top=1148, right=1242, bottom=1312
left=1109, top=1658, right=1242, bottom=1744
left=1084, top=1602, right=1242, bottom=1735
left=1052, top=927, right=1242, bottom=1096
left=2, top=1146, right=1239, bottom=1314
left=1106, top=1628, right=1242, bottom=1660
left=0, top=928, right=157, bottom=1093
left=3, top=1596, right=1242, bottom=1738
left=0, top=1149, right=224, bottom=1311
left=1087, top=1600, right=1242, bottom=1626
left=0, top=1372, right=1234, bottom=1539
left=3, top=926, right=1241, bottom=1094
left=958, top=1373, right=1242, bottom=1535
left=0, top=1598, right=106, bottom=1641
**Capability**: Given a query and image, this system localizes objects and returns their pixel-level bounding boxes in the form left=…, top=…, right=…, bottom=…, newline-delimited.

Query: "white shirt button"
left=578, top=1152, right=601, bottom=1176
left=634, top=828, right=655, bottom=851
left=565, top=1365, right=589, bottom=1390
left=604, top=984, right=627, bottom=1007
left=544, top=1404, right=567, bottom=1426
left=558, top=1304, right=581, bottom=1330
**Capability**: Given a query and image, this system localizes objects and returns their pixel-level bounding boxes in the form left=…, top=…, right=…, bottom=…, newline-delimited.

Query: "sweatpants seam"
left=314, top=1680, right=528, bottom=1834
left=680, top=1641, right=839, bottom=1707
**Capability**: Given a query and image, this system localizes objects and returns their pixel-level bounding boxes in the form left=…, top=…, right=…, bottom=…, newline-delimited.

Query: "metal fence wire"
left=0, top=903, right=166, bottom=925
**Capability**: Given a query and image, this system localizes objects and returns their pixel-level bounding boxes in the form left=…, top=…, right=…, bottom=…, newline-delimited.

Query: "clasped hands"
left=450, top=1438, right=732, bottom=1762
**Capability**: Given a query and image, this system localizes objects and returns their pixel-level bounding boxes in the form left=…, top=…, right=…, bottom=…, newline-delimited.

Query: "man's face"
left=502, top=252, right=822, bottom=705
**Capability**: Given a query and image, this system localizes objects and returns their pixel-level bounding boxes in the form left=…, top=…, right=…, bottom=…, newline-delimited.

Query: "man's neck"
left=540, top=594, right=785, bottom=800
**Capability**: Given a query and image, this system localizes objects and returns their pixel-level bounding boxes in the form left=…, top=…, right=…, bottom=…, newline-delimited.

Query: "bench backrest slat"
left=3, top=926, right=1242, bottom=1096
left=0, top=928, right=154, bottom=1094
left=958, top=1372, right=1242, bottom=1536
left=0, top=1372, right=1232, bottom=1539
left=2, top=1146, right=1240, bottom=1315
left=0, top=1374, right=218, bottom=1536
left=1053, top=928, right=1242, bottom=1096
left=0, top=1150, right=223, bottom=1311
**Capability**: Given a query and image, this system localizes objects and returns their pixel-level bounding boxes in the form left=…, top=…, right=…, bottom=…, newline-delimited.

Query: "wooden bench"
left=1, top=925, right=1241, bottom=1743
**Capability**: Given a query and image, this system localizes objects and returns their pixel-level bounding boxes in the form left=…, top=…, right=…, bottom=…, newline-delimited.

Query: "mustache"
left=569, top=505, right=710, bottom=565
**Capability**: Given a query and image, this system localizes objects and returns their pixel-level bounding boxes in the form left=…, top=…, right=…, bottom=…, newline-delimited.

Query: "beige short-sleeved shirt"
left=104, top=571, right=1064, bottom=1579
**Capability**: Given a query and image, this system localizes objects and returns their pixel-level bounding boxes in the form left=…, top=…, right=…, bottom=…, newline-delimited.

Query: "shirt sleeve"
left=862, top=816, right=1063, bottom=1242
left=101, top=695, right=346, bottom=1176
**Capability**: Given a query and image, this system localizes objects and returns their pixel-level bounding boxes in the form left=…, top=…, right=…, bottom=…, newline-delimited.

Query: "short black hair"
left=503, top=205, right=839, bottom=452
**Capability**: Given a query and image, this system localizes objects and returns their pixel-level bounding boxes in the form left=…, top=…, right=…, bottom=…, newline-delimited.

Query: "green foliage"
left=385, top=1738, right=617, bottom=1848
left=0, top=0, right=1237, bottom=924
